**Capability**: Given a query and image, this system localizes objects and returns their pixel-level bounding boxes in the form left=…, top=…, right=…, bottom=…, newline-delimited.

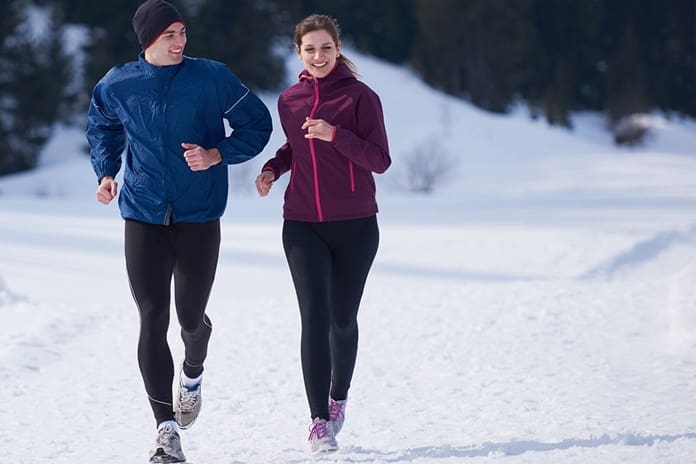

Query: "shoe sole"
left=311, top=440, right=339, bottom=456
left=173, top=407, right=200, bottom=430
left=149, top=449, right=187, bottom=463
left=312, top=446, right=338, bottom=456
left=149, top=457, right=187, bottom=463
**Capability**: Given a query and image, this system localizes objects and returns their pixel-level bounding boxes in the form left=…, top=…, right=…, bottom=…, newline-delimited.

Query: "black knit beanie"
left=132, top=0, right=184, bottom=50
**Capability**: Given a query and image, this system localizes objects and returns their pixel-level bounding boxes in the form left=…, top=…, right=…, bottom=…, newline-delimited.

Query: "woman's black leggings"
left=282, top=215, right=379, bottom=421
left=124, top=219, right=219, bottom=425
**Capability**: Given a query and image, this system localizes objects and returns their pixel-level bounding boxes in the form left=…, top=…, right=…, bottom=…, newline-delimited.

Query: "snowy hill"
left=1, top=50, right=696, bottom=463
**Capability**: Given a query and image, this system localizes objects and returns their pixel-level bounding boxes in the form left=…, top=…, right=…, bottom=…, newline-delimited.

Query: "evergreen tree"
left=57, top=0, right=142, bottom=110
left=638, top=0, right=695, bottom=117
left=277, top=0, right=417, bottom=64
left=412, top=0, right=535, bottom=113
left=0, top=1, right=71, bottom=175
left=606, top=24, right=647, bottom=122
left=522, top=0, right=605, bottom=126
left=186, top=0, right=285, bottom=90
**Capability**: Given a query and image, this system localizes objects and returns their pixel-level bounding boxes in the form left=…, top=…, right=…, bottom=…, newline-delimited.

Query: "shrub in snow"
left=402, top=136, right=456, bottom=194
left=613, top=113, right=652, bottom=146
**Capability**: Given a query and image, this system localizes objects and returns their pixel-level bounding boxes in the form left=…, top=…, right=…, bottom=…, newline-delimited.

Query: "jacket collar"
left=298, top=61, right=354, bottom=85
left=138, top=52, right=186, bottom=77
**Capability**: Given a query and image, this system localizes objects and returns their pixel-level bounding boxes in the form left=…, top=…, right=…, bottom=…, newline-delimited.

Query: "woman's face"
left=297, top=29, right=340, bottom=79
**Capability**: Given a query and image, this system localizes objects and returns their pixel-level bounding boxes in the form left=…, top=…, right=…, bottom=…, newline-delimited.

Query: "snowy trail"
left=2, top=197, right=696, bottom=463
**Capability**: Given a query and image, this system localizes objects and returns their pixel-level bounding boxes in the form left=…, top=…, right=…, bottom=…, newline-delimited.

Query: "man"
left=86, top=1, right=272, bottom=462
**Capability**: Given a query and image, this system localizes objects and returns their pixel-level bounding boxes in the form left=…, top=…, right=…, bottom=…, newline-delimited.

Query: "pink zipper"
left=308, top=78, right=323, bottom=221
left=349, top=161, right=355, bottom=192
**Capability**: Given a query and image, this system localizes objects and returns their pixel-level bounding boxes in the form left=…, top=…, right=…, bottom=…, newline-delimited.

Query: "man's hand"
left=96, top=176, right=118, bottom=205
left=255, top=170, right=274, bottom=197
left=182, top=143, right=222, bottom=171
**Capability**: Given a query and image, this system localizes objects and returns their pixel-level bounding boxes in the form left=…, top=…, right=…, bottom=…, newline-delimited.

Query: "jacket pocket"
left=128, top=173, right=166, bottom=209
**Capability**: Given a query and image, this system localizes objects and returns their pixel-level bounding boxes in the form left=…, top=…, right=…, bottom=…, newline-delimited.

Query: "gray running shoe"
left=174, top=377, right=202, bottom=430
left=149, top=423, right=186, bottom=463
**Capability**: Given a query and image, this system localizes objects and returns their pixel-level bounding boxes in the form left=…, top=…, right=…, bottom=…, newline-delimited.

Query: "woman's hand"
left=302, top=118, right=335, bottom=142
left=255, top=170, right=275, bottom=197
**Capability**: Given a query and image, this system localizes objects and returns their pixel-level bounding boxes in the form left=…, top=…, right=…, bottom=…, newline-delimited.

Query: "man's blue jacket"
left=87, top=54, right=272, bottom=225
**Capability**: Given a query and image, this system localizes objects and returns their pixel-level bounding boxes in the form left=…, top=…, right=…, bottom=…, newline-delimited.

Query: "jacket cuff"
left=262, top=164, right=278, bottom=181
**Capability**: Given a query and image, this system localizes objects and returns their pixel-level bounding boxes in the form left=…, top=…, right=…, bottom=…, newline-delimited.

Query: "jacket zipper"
left=161, top=66, right=182, bottom=225
left=308, top=78, right=323, bottom=221
left=162, top=75, right=172, bottom=225
left=164, top=207, right=173, bottom=225
left=349, top=161, right=355, bottom=192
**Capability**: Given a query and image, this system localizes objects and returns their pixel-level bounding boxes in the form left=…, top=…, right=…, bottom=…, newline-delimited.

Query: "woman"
left=255, top=14, right=391, bottom=455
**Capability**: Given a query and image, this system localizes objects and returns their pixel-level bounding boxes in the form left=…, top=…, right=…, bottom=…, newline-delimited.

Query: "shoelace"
left=308, top=420, right=330, bottom=441
left=158, top=426, right=176, bottom=447
left=329, top=401, right=344, bottom=422
left=179, top=384, right=200, bottom=411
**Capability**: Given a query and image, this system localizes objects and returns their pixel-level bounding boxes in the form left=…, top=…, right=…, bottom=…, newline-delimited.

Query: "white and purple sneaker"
left=308, top=417, right=338, bottom=454
left=328, top=398, right=347, bottom=436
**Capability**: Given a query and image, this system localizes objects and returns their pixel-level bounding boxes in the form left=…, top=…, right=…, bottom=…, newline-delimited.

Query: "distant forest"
left=1, top=0, right=694, bottom=175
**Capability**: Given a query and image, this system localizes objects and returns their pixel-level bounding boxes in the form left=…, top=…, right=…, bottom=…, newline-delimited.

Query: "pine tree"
left=185, top=0, right=285, bottom=90
left=639, top=0, right=695, bottom=117
left=0, top=1, right=70, bottom=176
left=281, top=0, right=418, bottom=64
left=606, top=24, right=647, bottom=122
left=58, top=0, right=142, bottom=109
left=520, top=0, right=605, bottom=127
left=412, top=0, right=535, bottom=113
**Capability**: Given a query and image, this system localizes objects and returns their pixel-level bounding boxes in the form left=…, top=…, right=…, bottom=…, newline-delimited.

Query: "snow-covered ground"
left=2, top=50, right=696, bottom=463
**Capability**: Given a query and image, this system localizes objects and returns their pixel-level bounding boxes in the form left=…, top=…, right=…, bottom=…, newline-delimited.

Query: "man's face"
left=145, top=21, right=186, bottom=66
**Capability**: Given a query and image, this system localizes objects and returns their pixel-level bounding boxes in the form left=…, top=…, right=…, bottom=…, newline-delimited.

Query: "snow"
left=2, top=49, right=696, bottom=463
